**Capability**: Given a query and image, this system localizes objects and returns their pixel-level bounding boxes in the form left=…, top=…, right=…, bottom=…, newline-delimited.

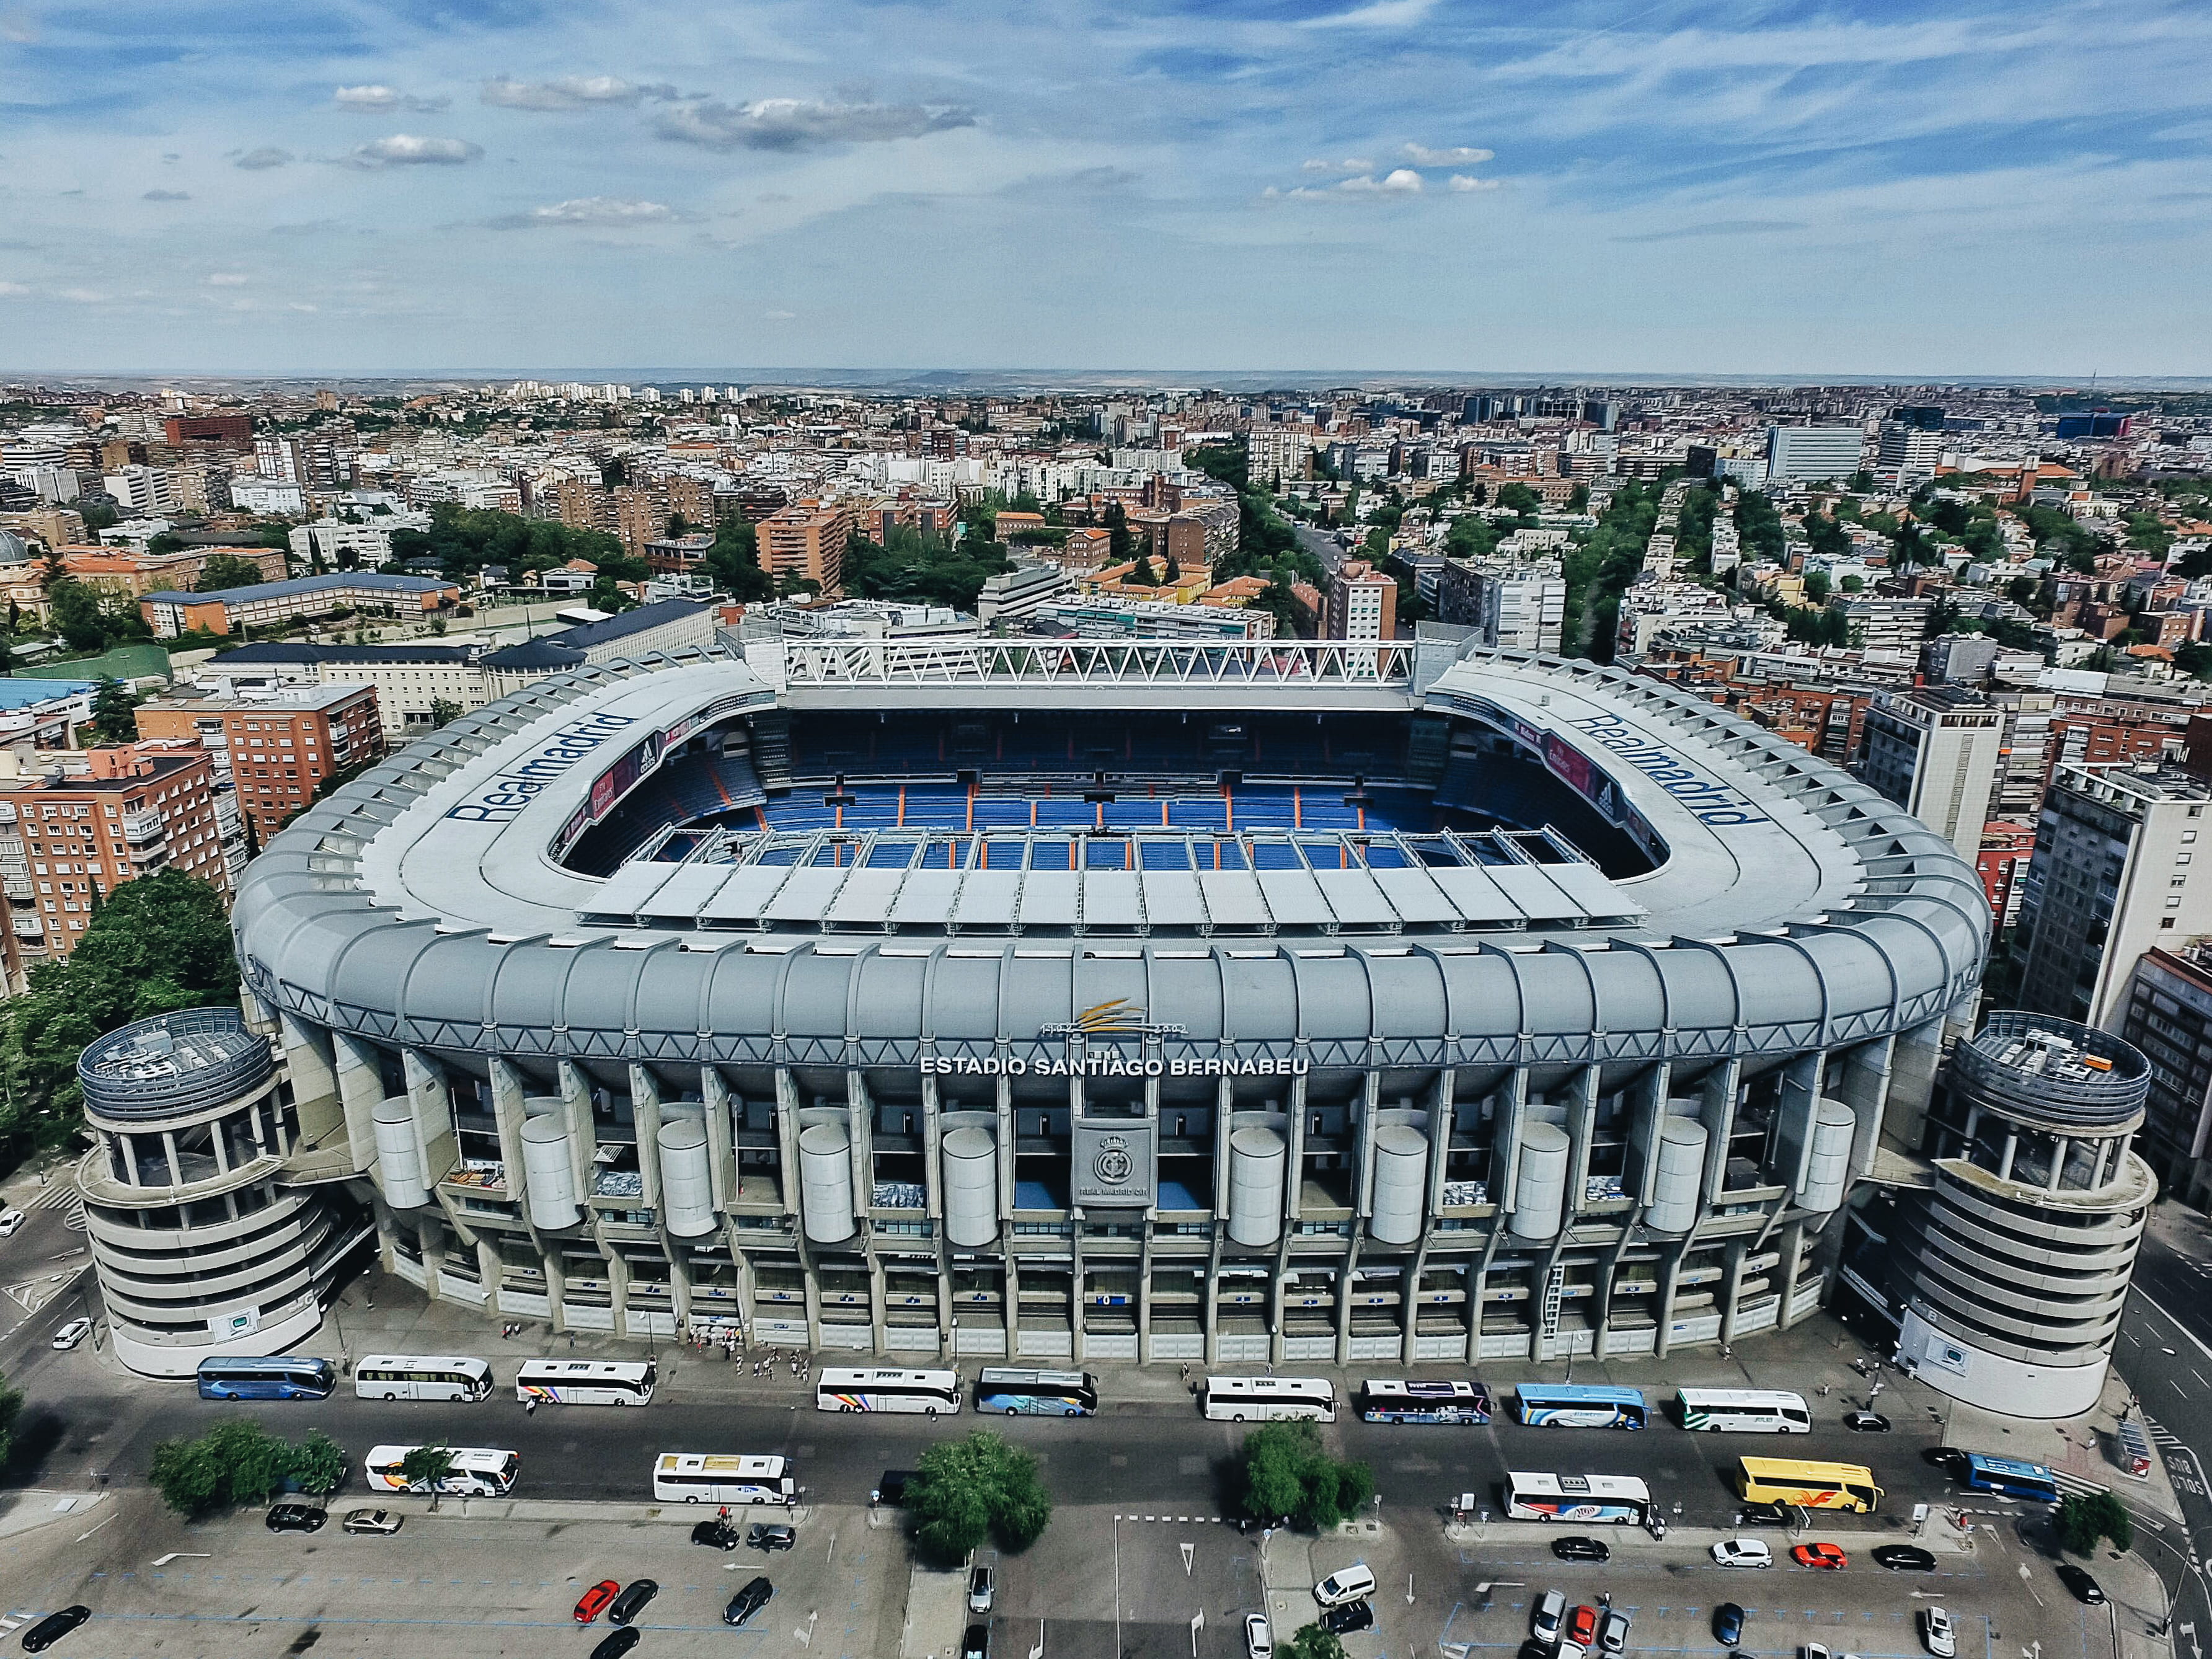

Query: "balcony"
left=120, top=810, right=164, bottom=845
left=12, top=914, right=44, bottom=938
left=4, top=878, right=30, bottom=903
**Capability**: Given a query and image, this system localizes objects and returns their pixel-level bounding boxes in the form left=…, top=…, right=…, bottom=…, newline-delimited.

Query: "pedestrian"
left=719, top=1504, right=731, bottom=1522
left=525, top=1395, right=537, bottom=1416
left=1817, top=1383, right=1830, bottom=1398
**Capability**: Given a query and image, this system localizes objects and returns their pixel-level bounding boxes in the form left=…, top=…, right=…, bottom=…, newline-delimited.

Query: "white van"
left=1314, top=1564, right=1376, bottom=1607
left=1534, top=1588, right=1567, bottom=1645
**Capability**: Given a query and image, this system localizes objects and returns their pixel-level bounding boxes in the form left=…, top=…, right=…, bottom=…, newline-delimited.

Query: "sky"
left=1, top=0, right=2209, bottom=379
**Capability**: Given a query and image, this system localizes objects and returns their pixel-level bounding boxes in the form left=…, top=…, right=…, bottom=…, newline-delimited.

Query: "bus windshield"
left=196, top=1356, right=336, bottom=1401
left=1515, top=1385, right=1648, bottom=1430
left=975, top=1369, right=1098, bottom=1417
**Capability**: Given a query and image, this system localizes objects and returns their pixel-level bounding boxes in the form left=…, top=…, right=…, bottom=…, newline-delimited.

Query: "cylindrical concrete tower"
left=76, top=1009, right=361, bottom=1379
left=1894, top=1012, right=2154, bottom=1418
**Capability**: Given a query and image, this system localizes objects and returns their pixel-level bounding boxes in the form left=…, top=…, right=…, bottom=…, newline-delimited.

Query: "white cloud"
left=657, top=97, right=976, bottom=151
left=1297, top=0, right=1436, bottom=29
left=1301, top=156, right=1375, bottom=174
left=55, top=288, right=105, bottom=303
left=234, top=147, right=293, bottom=170
left=763, top=309, right=796, bottom=321
left=481, top=75, right=676, bottom=110
left=344, top=135, right=484, bottom=168
left=1270, top=166, right=1425, bottom=201
left=335, top=84, right=451, bottom=115
left=1448, top=174, right=1499, bottom=192
left=0, top=281, right=29, bottom=298
left=206, top=272, right=250, bottom=285
left=489, top=196, right=679, bottom=228
left=1404, top=144, right=1493, bottom=167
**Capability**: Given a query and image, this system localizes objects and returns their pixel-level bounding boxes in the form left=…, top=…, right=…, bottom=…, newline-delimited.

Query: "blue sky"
left=2, top=0, right=2208, bottom=378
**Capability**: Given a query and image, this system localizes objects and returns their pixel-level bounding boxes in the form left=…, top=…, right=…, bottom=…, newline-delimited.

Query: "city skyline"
left=4, top=0, right=2210, bottom=378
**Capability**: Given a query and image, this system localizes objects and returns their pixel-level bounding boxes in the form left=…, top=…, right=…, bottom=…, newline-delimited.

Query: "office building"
left=1876, top=421, right=1945, bottom=485
left=1836, top=596, right=1934, bottom=651
left=1436, top=560, right=1565, bottom=653
left=102, top=465, right=179, bottom=515
left=164, top=414, right=255, bottom=448
left=1857, top=686, right=2005, bottom=862
left=1765, top=425, right=1866, bottom=486
left=2016, top=763, right=2212, bottom=1029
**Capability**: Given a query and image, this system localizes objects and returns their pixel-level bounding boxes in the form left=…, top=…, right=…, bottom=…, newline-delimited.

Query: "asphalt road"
left=15, top=1359, right=1975, bottom=1527
left=2115, top=1230, right=2212, bottom=1648
left=1293, top=521, right=1348, bottom=578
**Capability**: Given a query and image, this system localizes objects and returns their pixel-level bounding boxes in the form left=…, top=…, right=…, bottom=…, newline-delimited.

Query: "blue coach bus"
left=195, top=1355, right=337, bottom=1401
left=975, top=1368, right=1099, bottom=1417
left=1963, top=1453, right=2059, bottom=1504
left=1514, top=1384, right=1649, bottom=1430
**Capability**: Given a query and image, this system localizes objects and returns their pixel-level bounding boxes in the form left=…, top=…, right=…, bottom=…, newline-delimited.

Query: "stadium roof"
left=232, top=639, right=1988, bottom=1071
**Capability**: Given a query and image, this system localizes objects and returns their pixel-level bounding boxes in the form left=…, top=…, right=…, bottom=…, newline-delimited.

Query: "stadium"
left=79, top=634, right=1990, bottom=1377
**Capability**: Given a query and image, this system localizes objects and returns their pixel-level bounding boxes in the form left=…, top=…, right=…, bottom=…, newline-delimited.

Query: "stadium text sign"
left=920, top=1053, right=1309, bottom=1077
left=1562, top=713, right=1772, bottom=827
left=445, top=711, right=639, bottom=823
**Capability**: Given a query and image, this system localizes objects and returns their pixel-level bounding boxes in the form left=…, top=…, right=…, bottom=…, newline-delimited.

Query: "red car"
left=1565, top=1604, right=1599, bottom=1653
left=575, top=1580, right=621, bottom=1624
left=1792, top=1543, right=1849, bottom=1570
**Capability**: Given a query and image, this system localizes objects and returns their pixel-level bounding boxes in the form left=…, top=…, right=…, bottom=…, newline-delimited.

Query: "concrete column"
left=542, top=1247, right=568, bottom=1334
left=161, top=1131, right=182, bottom=1189
left=557, top=1060, right=598, bottom=1201
left=486, top=1058, right=533, bottom=1215
left=668, top=1247, right=693, bottom=1332
left=1284, top=1073, right=1309, bottom=1224
left=1774, top=1051, right=1825, bottom=1193
left=1717, top=1239, right=1750, bottom=1348
left=332, top=1032, right=386, bottom=1174
left=1562, top=1065, right=1599, bottom=1220
left=1353, top=1070, right=1382, bottom=1219
left=1334, top=1236, right=1363, bottom=1365
left=994, top=1074, right=1017, bottom=1221
left=921, top=1073, right=944, bottom=1222
left=1425, top=1069, right=1455, bottom=1215
left=607, top=1247, right=630, bottom=1336
left=846, top=1070, right=874, bottom=1228
left=868, top=1253, right=887, bottom=1356
left=1831, top=1036, right=1896, bottom=1182
left=278, top=1013, right=344, bottom=1155
left=629, top=1064, right=664, bottom=1213
left=1211, top=1077, right=1234, bottom=1215
left=1883, top=1017, right=1947, bottom=1153
left=402, top=1048, right=458, bottom=1190
left=701, top=1069, right=735, bottom=1209
left=1269, top=1237, right=1292, bottom=1366
left=1653, top=1241, right=1689, bottom=1360
left=1492, top=1069, right=1531, bottom=1221
left=211, top=1120, right=231, bottom=1176
left=1069, top=1249, right=1087, bottom=1365
left=1776, top=1221, right=1812, bottom=1330
left=2047, top=1138, right=2069, bottom=1192
left=774, top=1068, right=804, bottom=1219
left=1998, top=1132, right=2019, bottom=1182
left=1698, top=1060, right=1743, bottom=1207
left=1003, top=1249, right=1020, bottom=1356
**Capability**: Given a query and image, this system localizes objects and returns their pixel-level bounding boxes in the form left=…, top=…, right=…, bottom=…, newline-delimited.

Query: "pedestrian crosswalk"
left=0, top=1612, right=29, bottom=1635
left=24, top=1180, right=81, bottom=1211
left=2051, top=1467, right=2110, bottom=1500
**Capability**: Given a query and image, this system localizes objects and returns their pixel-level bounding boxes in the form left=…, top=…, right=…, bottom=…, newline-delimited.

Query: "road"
left=2116, top=1229, right=2212, bottom=1649
left=1293, top=520, right=1348, bottom=579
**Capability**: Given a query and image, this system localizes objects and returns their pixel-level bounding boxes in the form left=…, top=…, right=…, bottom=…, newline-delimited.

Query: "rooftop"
left=141, top=572, right=458, bottom=606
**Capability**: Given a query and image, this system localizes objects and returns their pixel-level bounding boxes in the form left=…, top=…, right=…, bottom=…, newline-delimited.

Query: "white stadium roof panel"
left=763, top=866, right=847, bottom=924
left=1487, top=864, right=1587, bottom=923
left=1197, top=870, right=1269, bottom=929
left=1140, top=869, right=1206, bottom=929
left=823, top=868, right=905, bottom=927
left=1082, top=870, right=1144, bottom=929
left=1427, top=865, right=1521, bottom=925
left=1255, top=869, right=1331, bottom=928
left=889, top=869, right=963, bottom=925
left=1311, top=866, right=1393, bottom=929
left=702, top=864, right=796, bottom=925
left=1369, top=865, right=1458, bottom=926
left=952, top=870, right=1022, bottom=929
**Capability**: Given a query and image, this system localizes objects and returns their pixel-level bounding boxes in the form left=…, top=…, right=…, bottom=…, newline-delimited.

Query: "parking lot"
left=981, top=1508, right=1266, bottom=1659
left=0, top=1492, right=908, bottom=1659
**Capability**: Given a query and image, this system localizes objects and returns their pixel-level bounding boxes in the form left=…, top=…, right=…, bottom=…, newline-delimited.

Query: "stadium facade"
left=84, top=635, right=1994, bottom=1378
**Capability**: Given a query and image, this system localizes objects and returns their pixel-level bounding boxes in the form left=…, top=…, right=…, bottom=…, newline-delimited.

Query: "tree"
left=195, top=554, right=268, bottom=593
left=288, top=1430, right=348, bottom=1497
left=149, top=1419, right=296, bottom=1516
left=429, top=698, right=462, bottom=728
left=1803, top=570, right=1832, bottom=606
left=0, top=1369, right=21, bottom=1467
left=400, top=1442, right=456, bottom=1493
left=1130, top=555, right=1159, bottom=588
left=48, top=578, right=107, bottom=653
left=78, top=500, right=119, bottom=532
left=1239, top=1420, right=1374, bottom=1529
left=704, top=519, right=773, bottom=603
left=908, top=1431, right=1053, bottom=1564
left=1496, top=482, right=1542, bottom=518
left=1105, top=503, right=1133, bottom=565
left=89, top=676, right=141, bottom=743
left=1162, top=555, right=1181, bottom=584
left=1281, top=1627, right=1350, bottom=1659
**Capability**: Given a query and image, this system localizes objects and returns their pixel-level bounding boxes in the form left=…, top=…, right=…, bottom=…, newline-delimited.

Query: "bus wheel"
left=926, top=1407, right=940, bottom=1419
left=686, top=1495, right=701, bottom=1503
left=1232, top=1413, right=1245, bottom=1422
left=1006, top=1407, right=1019, bottom=1417
left=1064, top=1409, right=1079, bottom=1418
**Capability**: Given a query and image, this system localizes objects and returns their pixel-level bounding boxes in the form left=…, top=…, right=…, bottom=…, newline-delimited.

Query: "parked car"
left=2056, top=1565, right=2105, bottom=1606
left=1843, top=1411, right=1890, bottom=1433
left=724, top=1575, right=774, bottom=1627
left=1552, top=1536, right=1611, bottom=1564
left=1921, top=1606, right=1957, bottom=1658
left=1922, top=1448, right=1969, bottom=1475
left=1713, top=1603, right=1748, bottom=1646
left=341, top=1508, right=403, bottom=1536
left=968, top=1565, right=996, bottom=1614
left=588, top=1630, right=639, bottom=1659
left=1735, top=1501, right=1792, bottom=1528
left=1244, top=1611, right=1274, bottom=1659
left=1598, top=1608, right=1632, bottom=1657
left=265, top=1503, right=325, bottom=1534
left=18, top=1607, right=90, bottom=1653
left=0, top=1208, right=26, bottom=1238
left=606, top=1580, right=658, bottom=1627
left=1792, top=1543, right=1848, bottom=1570
left=962, top=1621, right=991, bottom=1659
left=1803, top=1643, right=1830, bottom=1659
left=691, top=1520, right=741, bottom=1551
left=750, top=1522, right=798, bottom=1553
left=1322, top=1599, right=1376, bottom=1637
left=574, top=1580, right=621, bottom=1624
left=1564, top=1602, right=1600, bottom=1659
left=1712, top=1538, right=1773, bottom=1568
left=1533, top=1588, right=1567, bottom=1645
left=1314, top=1564, right=1376, bottom=1607
left=50, top=1317, right=91, bottom=1351
left=1872, top=1546, right=1938, bottom=1573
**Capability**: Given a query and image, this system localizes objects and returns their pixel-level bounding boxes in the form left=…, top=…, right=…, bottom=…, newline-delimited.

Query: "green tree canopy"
left=399, top=1442, right=456, bottom=1492
left=704, top=518, right=773, bottom=603
left=149, top=1419, right=304, bottom=1517
left=908, top=1430, right=1053, bottom=1564
left=2056, top=1490, right=2133, bottom=1555
left=1281, top=1627, right=1350, bottom=1659
left=195, top=553, right=269, bottom=593
left=89, top=676, right=141, bottom=743
left=1239, top=1420, right=1375, bottom=1530
left=842, top=525, right=1011, bottom=610
left=388, top=502, right=630, bottom=583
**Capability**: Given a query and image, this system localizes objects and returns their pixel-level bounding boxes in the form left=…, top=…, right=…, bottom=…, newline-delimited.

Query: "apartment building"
left=1857, top=686, right=2004, bottom=862
left=101, top=465, right=178, bottom=515
left=2017, top=763, right=2212, bottom=1030
left=140, top=572, right=459, bottom=637
left=0, top=743, right=233, bottom=968
left=1435, top=560, right=1566, bottom=653
left=1323, top=559, right=1397, bottom=642
left=1765, top=423, right=1866, bottom=485
left=758, top=500, right=854, bottom=594
left=135, top=684, right=384, bottom=842
left=2117, top=944, right=2212, bottom=1210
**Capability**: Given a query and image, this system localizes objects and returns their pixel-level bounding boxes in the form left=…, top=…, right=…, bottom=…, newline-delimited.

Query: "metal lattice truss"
left=761, top=638, right=1418, bottom=687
